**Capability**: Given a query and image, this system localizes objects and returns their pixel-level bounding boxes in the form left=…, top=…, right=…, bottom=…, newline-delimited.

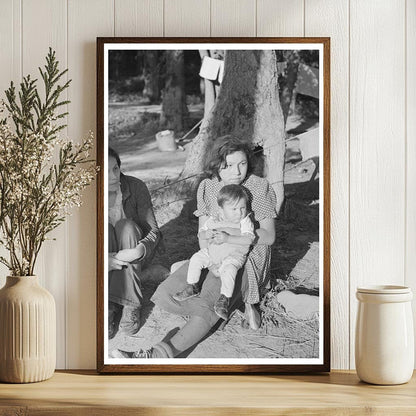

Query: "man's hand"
left=108, top=253, right=129, bottom=271
left=115, top=244, right=145, bottom=263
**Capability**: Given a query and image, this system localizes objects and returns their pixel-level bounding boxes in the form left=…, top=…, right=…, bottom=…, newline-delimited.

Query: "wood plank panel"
left=305, top=0, right=350, bottom=369
left=164, top=0, right=210, bottom=37
left=406, top=0, right=416, bottom=366
left=0, top=0, right=21, bottom=100
left=22, top=0, right=67, bottom=369
left=349, top=0, right=406, bottom=368
left=0, top=0, right=14, bottom=104
left=0, top=0, right=21, bottom=288
left=67, top=0, right=114, bottom=369
left=257, top=0, right=304, bottom=37
left=115, top=0, right=163, bottom=37
left=211, top=0, right=256, bottom=37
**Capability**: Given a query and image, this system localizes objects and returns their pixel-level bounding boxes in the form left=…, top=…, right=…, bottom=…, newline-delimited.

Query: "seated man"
left=108, top=147, right=160, bottom=339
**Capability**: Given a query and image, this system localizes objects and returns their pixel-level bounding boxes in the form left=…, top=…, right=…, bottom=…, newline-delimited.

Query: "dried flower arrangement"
left=0, top=48, right=96, bottom=276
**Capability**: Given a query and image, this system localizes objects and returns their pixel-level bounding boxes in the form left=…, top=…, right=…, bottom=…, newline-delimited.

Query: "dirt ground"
left=108, top=103, right=320, bottom=359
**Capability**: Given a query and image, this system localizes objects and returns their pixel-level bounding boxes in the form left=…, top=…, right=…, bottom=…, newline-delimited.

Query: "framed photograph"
left=97, top=37, right=330, bottom=373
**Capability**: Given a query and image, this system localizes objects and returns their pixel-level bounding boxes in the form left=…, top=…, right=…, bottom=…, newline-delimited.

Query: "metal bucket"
left=155, top=130, right=177, bottom=152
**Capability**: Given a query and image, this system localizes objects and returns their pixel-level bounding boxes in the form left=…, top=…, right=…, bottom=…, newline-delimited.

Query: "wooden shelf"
left=1, top=370, right=415, bottom=415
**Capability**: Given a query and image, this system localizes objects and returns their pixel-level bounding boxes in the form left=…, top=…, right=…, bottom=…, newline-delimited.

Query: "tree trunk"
left=208, top=50, right=285, bottom=211
left=179, top=50, right=217, bottom=182
left=159, top=50, right=188, bottom=133
left=155, top=50, right=285, bottom=216
left=278, top=50, right=300, bottom=124
left=254, top=51, right=285, bottom=212
left=142, top=51, right=160, bottom=103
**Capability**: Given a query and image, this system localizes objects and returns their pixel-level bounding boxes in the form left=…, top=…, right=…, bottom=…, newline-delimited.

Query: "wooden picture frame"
left=97, top=37, right=330, bottom=373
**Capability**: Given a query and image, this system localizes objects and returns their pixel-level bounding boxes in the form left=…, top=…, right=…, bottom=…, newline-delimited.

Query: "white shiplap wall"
left=0, top=0, right=414, bottom=370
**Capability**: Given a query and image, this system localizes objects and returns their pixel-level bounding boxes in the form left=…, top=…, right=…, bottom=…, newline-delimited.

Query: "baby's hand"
left=205, top=229, right=214, bottom=239
left=212, top=231, right=229, bottom=245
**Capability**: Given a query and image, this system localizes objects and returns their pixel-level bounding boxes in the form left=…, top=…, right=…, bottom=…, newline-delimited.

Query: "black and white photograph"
left=97, top=38, right=330, bottom=373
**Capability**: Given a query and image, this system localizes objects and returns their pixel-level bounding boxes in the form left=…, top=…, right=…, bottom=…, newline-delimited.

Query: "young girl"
left=173, top=184, right=255, bottom=320
left=111, top=135, right=278, bottom=359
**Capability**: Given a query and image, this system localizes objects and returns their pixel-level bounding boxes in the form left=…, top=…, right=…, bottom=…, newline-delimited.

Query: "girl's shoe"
left=110, top=348, right=153, bottom=358
left=173, top=283, right=200, bottom=301
left=110, top=341, right=174, bottom=359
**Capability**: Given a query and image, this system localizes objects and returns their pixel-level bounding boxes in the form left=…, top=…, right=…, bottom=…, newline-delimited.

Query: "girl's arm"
left=254, top=218, right=276, bottom=246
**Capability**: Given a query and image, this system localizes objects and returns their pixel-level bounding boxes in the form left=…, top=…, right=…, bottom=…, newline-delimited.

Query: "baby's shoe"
left=110, top=341, right=174, bottom=359
left=173, top=283, right=200, bottom=301
left=214, top=294, right=230, bottom=320
left=110, top=348, right=153, bottom=359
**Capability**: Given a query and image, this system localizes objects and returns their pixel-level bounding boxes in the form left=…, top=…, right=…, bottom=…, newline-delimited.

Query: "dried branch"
left=0, top=49, right=96, bottom=276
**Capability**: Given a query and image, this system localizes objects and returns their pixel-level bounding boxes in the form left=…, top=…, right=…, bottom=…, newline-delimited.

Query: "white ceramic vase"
left=0, top=276, right=56, bottom=383
left=355, top=285, right=414, bottom=385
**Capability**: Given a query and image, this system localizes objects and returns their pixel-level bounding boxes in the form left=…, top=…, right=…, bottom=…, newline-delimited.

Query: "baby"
left=173, top=184, right=255, bottom=320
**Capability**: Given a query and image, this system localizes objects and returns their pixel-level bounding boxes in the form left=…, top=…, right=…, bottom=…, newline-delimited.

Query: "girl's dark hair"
left=109, top=147, right=121, bottom=167
left=217, top=184, right=249, bottom=208
left=205, top=135, right=252, bottom=179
